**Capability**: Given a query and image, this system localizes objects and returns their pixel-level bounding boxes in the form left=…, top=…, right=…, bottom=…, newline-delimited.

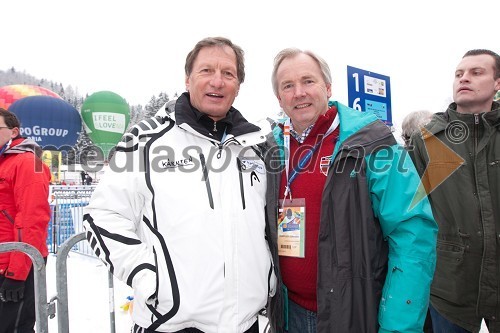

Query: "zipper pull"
left=217, top=144, right=223, bottom=159
left=474, top=114, right=479, bottom=125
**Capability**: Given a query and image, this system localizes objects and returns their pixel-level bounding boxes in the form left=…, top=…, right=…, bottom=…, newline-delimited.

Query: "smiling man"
left=266, top=48, right=437, bottom=333
left=411, top=49, right=500, bottom=332
left=83, top=37, right=277, bottom=333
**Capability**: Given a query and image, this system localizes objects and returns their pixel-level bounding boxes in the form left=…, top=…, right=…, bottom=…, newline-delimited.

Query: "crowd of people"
left=0, top=37, right=498, bottom=333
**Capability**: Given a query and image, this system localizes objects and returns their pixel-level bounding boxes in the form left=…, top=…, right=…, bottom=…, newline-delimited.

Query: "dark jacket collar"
left=173, top=92, right=260, bottom=139
left=426, top=101, right=500, bottom=135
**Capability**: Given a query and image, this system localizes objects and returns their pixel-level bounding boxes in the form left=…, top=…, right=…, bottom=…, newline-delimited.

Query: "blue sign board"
left=347, top=65, right=392, bottom=126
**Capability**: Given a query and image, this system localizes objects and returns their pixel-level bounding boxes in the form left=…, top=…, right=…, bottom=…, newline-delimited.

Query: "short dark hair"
left=0, top=108, right=20, bottom=128
left=463, top=49, right=500, bottom=79
left=185, top=37, right=245, bottom=84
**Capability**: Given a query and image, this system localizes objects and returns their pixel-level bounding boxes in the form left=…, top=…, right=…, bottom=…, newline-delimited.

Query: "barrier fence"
left=0, top=233, right=117, bottom=333
left=0, top=242, right=51, bottom=333
left=48, top=185, right=95, bottom=256
left=0, top=185, right=118, bottom=332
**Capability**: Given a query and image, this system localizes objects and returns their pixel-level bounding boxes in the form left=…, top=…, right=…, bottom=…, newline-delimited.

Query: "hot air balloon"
left=8, top=95, right=81, bottom=149
left=81, top=91, right=130, bottom=161
left=0, top=84, right=61, bottom=110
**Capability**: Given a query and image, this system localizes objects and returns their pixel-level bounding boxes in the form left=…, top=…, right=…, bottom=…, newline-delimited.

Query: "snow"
left=45, top=252, right=133, bottom=333
left=43, top=252, right=270, bottom=333
left=43, top=253, right=488, bottom=332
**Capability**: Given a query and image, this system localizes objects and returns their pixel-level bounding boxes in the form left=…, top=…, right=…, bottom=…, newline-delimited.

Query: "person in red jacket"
left=0, top=108, right=51, bottom=333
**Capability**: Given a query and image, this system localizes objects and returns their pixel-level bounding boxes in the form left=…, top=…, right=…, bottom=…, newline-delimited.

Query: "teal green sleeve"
left=272, top=126, right=284, bottom=163
left=365, top=145, right=437, bottom=333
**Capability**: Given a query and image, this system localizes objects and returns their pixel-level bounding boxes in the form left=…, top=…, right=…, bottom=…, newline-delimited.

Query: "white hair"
left=401, top=110, right=433, bottom=146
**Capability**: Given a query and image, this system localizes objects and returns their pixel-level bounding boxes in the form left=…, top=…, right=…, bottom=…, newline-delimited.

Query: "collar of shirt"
left=290, top=122, right=315, bottom=144
left=191, top=104, right=234, bottom=141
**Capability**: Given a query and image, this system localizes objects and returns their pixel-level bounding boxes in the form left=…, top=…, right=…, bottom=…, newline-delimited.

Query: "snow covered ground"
left=43, top=252, right=488, bottom=333
left=45, top=252, right=134, bottom=333
left=44, top=252, right=269, bottom=333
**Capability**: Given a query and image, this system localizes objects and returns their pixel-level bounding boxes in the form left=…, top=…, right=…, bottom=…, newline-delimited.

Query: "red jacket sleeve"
left=6, top=154, right=51, bottom=281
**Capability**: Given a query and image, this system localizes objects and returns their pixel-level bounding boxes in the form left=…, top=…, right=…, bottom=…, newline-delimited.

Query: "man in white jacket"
left=83, top=37, right=276, bottom=333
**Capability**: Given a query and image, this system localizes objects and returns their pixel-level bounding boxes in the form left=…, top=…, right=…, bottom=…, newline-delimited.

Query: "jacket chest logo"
left=160, top=156, right=195, bottom=169
left=319, top=155, right=332, bottom=176
left=240, top=159, right=265, bottom=174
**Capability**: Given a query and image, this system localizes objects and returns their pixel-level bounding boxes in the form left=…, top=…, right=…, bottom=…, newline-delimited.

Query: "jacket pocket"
left=379, top=264, right=401, bottom=314
left=199, top=153, right=214, bottom=209
left=1, top=210, right=14, bottom=224
left=0, top=209, right=21, bottom=241
left=431, top=240, right=465, bottom=304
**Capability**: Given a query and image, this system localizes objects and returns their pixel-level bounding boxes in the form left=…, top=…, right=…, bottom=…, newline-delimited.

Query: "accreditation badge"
left=277, top=198, right=305, bottom=258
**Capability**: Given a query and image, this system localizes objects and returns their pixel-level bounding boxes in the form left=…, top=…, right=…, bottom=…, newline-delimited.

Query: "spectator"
left=410, top=49, right=500, bottom=332
left=0, top=108, right=51, bottom=332
left=80, top=170, right=87, bottom=185
left=401, top=110, right=433, bottom=148
left=85, top=174, right=93, bottom=185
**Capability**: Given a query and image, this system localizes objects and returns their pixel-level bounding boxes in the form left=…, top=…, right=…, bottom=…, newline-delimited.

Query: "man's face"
left=185, top=45, right=240, bottom=121
left=453, top=54, right=500, bottom=113
left=0, top=116, right=17, bottom=148
left=275, top=53, right=331, bottom=133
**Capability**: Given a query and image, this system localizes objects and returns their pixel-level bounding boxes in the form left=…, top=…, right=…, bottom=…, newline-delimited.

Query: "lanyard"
left=283, top=114, right=339, bottom=200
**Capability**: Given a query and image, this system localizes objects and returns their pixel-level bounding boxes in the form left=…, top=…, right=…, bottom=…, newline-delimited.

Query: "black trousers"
left=0, top=268, right=36, bottom=333
left=132, top=318, right=259, bottom=333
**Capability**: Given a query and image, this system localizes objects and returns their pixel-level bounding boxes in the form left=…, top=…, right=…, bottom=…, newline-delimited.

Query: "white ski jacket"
left=83, top=94, right=276, bottom=333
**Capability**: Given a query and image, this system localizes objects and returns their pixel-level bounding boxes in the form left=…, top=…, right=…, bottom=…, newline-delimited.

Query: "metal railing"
left=1, top=233, right=118, bottom=333
left=48, top=185, right=95, bottom=256
left=0, top=242, right=53, bottom=333
left=55, top=232, right=116, bottom=333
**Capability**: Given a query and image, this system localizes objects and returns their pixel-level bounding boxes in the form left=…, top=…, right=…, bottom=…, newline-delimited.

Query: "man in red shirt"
left=0, top=108, right=51, bottom=333
left=266, top=49, right=437, bottom=332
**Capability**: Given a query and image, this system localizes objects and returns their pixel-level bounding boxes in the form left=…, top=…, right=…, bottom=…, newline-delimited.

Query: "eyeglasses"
left=0, top=127, right=12, bottom=130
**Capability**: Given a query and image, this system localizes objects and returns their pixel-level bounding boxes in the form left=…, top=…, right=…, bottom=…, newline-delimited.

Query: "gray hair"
left=401, top=110, right=433, bottom=146
left=271, top=48, right=332, bottom=96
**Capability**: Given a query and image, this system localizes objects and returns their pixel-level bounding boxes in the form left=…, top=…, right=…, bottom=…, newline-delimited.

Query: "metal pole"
left=55, top=232, right=86, bottom=333
left=52, top=204, right=58, bottom=254
left=108, top=271, right=116, bottom=333
left=0, top=242, right=49, bottom=333
left=55, top=232, right=117, bottom=333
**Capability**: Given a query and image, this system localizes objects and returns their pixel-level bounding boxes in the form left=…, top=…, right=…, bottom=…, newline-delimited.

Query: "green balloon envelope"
left=81, top=91, right=130, bottom=159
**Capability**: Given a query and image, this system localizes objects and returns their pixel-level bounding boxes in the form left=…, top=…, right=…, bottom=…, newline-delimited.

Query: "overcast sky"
left=2, top=0, right=498, bottom=129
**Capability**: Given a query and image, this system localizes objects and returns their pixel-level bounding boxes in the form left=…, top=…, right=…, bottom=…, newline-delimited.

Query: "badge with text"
left=278, top=198, right=305, bottom=258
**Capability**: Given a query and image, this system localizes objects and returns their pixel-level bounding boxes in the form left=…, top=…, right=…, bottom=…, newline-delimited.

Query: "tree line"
left=0, top=67, right=177, bottom=165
